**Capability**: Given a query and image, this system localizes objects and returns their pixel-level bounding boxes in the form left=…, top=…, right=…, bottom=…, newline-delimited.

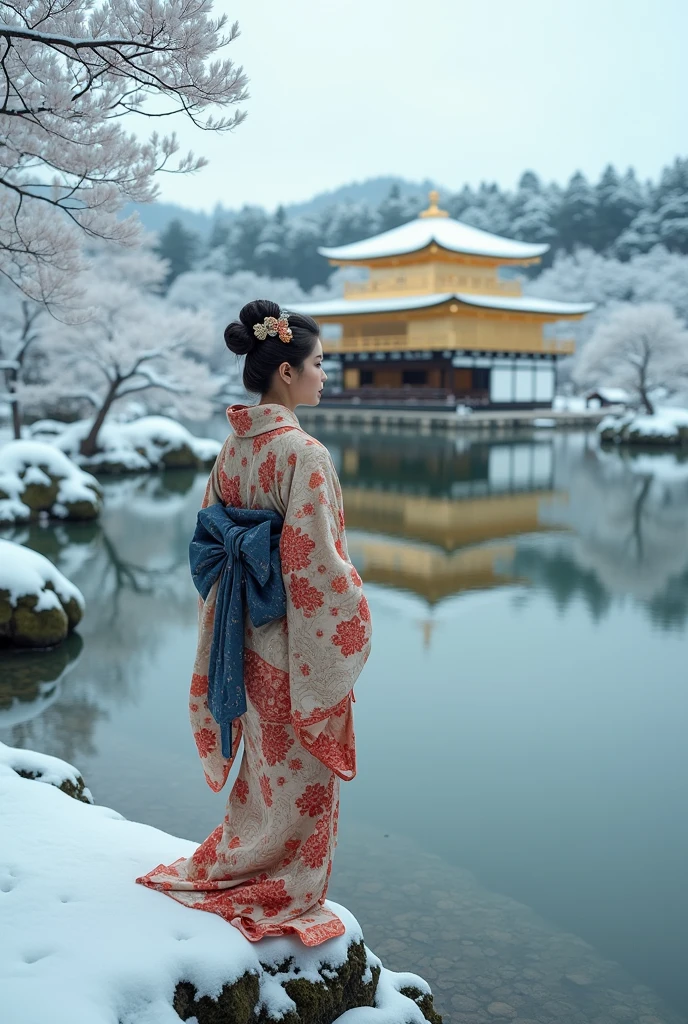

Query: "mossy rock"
left=15, top=767, right=92, bottom=803
left=11, top=595, right=69, bottom=648
left=0, top=586, right=82, bottom=650
left=21, top=477, right=60, bottom=512
left=400, top=986, right=444, bottom=1024
left=62, top=497, right=101, bottom=521
left=158, top=443, right=200, bottom=469
left=172, top=939, right=393, bottom=1024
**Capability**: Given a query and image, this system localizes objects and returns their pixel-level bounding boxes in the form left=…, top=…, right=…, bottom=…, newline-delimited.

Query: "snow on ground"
left=0, top=440, right=101, bottom=524
left=0, top=539, right=84, bottom=614
left=0, top=745, right=431, bottom=1024
left=598, top=406, right=688, bottom=445
left=30, top=417, right=221, bottom=473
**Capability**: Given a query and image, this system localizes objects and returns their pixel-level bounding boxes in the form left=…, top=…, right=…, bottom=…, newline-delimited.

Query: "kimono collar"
left=226, top=403, right=301, bottom=438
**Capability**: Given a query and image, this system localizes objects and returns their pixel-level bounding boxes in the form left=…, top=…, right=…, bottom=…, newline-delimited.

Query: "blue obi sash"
left=188, top=504, right=286, bottom=758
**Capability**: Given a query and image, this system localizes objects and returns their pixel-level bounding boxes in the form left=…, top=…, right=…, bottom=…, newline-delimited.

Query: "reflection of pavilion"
left=342, top=441, right=563, bottom=604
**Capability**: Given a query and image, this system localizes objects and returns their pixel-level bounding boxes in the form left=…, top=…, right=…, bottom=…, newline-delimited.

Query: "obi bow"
left=189, top=504, right=286, bottom=758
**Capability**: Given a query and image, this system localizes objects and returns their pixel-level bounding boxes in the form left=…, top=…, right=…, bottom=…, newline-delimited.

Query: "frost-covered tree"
left=20, top=247, right=218, bottom=454
left=574, top=303, right=688, bottom=414
left=0, top=279, right=50, bottom=438
left=0, top=0, right=248, bottom=310
left=156, top=219, right=201, bottom=288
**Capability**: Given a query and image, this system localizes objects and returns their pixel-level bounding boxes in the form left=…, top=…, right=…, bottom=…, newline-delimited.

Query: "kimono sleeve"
left=281, top=443, right=372, bottom=781
left=189, top=440, right=243, bottom=792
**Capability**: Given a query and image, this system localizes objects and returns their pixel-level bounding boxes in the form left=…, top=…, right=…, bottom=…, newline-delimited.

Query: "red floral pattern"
left=244, top=649, right=291, bottom=722
left=331, top=615, right=367, bottom=657
left=190, top=672, right=207, bottom=697
left=300, top=816, right=330, bottom=869
left=258, top=451, right=277, bottom=492
left=296, top=783, right=330, bottom=817
left=260, top=773, right=273, bottom=807
left=289, top=575, right=324, bottom=617
left=220, top=470, right=242, bottom=508
left=228, top=407, right=253, bottom=435
left=234, top=778, right=249, bottom=804
left=331, top=575, right=348, bottom=594
left=309, top=471, right=325, bottom=489
left=261, top=723, right=294, bottom=765
left=280, top=525, right=316, bottom=573
left=194, top=728, right=217, bottom=758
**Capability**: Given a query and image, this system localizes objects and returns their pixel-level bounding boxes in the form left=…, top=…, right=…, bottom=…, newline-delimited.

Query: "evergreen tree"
left=377, top=184, right=420, bottom=232
left=594, top=165, right=644, bottom=251
left=654, top=157, right=688, bottom=253
left=155, top=219, right=200, bottom=288
left=223, top=205, right=269, bottom=274
left=556, top=172, right=598, bottom=251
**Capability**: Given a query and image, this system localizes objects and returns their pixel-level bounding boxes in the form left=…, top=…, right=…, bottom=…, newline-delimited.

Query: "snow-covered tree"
left=20, top=247, right=219, bottom=454
left=0, top=1, right=248, bottom=311
left=0, top=279, right=49, bottom=438
left=574, top=303, right=688, bottom=414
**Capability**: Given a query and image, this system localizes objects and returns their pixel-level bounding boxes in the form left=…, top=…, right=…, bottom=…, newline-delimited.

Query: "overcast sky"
left=154, top=0, right=688, bottom=213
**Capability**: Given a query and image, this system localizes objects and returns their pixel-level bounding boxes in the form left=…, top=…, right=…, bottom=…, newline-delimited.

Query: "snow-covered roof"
left=318, top=218, right=549, bottom=263
left=290, top=293, right=595, bottom=318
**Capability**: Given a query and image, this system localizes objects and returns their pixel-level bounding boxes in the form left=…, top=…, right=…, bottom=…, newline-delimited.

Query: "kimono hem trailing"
left=135, top=402, right=372, bottom=946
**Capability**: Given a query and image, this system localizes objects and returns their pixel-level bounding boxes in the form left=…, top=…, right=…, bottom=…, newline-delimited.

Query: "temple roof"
left=318, top=214, right=549, bottom=263
left=290, top=293, right=595, bottom=318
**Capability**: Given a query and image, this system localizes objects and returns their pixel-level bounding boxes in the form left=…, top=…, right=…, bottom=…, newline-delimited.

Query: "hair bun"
left=224, top=298, right=282, bottom=356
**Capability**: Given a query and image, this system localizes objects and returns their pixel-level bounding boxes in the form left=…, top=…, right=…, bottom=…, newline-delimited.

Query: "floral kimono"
left=136, top=403, right=372, bottom=946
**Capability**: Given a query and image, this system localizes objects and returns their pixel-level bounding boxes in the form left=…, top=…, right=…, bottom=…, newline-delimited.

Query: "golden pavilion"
left=292, top=191, right=594, bottom=409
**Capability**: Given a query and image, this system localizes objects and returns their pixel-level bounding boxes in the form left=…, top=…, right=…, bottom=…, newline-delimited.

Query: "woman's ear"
left=279, top=361, right=292, bottom=386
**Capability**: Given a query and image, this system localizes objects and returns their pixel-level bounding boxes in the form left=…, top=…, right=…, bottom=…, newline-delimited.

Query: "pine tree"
left=556, top=172, right=598, bottom=251
left=594, top=165, right=645, bottom=252
left=156, top=220, right=200, bottom=289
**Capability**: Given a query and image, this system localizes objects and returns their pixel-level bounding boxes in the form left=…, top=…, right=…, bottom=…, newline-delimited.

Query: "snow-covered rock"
left=32, top=416, right=221, bottom=474
left=0, top=440, right=102, bottom=525
left=598, top=407, right=688, bottom=447
left=0, top=744, right=441, bottom=1024
left=0, top=540, right=84, bottom=649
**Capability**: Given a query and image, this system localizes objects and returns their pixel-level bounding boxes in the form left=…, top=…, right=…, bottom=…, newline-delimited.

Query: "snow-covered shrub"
left=46, top=416, right=221, bottom=474
left=598, top=408, right=688, bottom=447
left=0, top=441, right=102, bottom=525
left=0, top=540, right=84, bottom=649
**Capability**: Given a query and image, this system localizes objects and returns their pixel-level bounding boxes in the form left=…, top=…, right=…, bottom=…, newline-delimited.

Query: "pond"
left=2, top=424, right=688, bottom=1024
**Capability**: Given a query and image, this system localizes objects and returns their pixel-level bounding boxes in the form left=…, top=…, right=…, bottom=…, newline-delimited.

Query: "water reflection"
left=0, top=471, right=204, bottom=763
left=1, top=433, right=688, bottom=1017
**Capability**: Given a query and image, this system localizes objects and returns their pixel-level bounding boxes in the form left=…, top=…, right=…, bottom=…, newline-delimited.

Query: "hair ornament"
left=253, top=311, right=292, bottom=344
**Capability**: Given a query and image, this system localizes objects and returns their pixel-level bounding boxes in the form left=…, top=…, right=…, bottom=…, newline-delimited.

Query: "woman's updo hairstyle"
left=224, top=299, right=320, bottom=395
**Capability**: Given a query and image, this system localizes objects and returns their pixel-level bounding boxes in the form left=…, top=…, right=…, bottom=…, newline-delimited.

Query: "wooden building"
left=292, top=191, right=594, bottom=409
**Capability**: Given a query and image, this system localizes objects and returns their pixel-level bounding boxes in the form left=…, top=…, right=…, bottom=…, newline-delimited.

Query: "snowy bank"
left=0, top=441, right=102, bottom=525
left=0, top=540, right=84, bottom=649
left=598, top=407, right=688, bottom=447
left=0, top=744, right=441, bottom=1024
left=30, top=416, right=221, bottom=474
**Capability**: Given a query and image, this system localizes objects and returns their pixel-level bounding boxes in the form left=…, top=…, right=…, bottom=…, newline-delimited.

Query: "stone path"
left=329, top=824, right=686, bottom=1024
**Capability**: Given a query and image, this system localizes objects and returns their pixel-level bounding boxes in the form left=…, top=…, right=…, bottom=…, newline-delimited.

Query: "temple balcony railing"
left=343, top=279, right=523, bottom=300
left=323, top=335, right=576, bottom=355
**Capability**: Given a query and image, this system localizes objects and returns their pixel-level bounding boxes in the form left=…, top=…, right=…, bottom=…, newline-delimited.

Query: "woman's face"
left=292, top=338, right=327, bottom=406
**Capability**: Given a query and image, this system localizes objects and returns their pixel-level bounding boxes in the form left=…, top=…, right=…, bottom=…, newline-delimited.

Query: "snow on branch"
left=0, top=0, right=248, bottom=312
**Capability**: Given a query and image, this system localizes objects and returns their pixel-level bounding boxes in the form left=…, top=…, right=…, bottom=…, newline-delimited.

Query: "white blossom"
left=0, top=1, right=248, bottom=311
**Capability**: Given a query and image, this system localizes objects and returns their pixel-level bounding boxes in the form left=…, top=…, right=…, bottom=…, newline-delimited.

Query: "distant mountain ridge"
left=124, top=175, right=442, bottom=237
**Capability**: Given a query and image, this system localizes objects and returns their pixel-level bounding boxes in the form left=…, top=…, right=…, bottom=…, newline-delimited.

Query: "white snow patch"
left=0, top=539, right=85, bottom=611
left=0, top=747, right=434, bottom=1024
left=37, top=416, right=221, bottom=472
left=0, top=440, right=101, bottom=522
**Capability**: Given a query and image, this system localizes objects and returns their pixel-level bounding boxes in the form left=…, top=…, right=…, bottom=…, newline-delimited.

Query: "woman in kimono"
left=136, top=300, right=372, bottom=946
